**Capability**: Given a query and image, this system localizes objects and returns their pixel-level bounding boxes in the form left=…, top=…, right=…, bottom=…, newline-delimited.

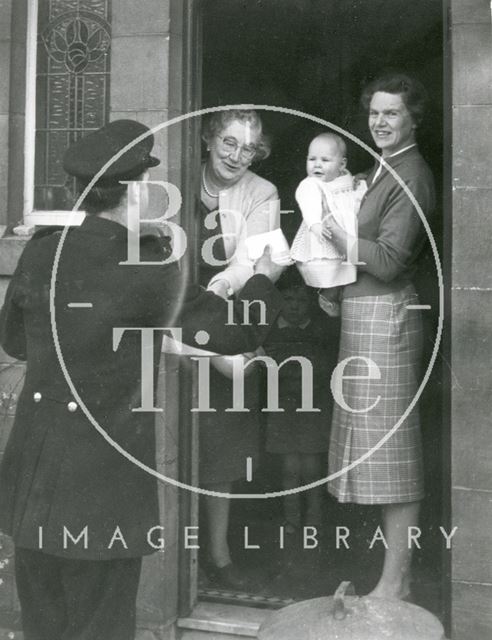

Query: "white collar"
left=372, top=143, right=417, bottom=184
left=386, top=143, right=417, bottom=159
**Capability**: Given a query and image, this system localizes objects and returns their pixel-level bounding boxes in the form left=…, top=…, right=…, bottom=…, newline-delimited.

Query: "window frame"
left=23, top=0, right=110, bottom=228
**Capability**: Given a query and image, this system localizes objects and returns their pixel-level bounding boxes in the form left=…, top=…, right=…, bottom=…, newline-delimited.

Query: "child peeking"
left=263, top=270, right=339, bottom=533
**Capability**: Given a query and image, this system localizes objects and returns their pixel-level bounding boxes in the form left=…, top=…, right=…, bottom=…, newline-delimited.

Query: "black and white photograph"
left=0, top=1, right=490, bottom=639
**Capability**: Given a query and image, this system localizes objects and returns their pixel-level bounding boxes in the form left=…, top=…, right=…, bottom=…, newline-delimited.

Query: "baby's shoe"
left=318, top=294, right=340, bottom=317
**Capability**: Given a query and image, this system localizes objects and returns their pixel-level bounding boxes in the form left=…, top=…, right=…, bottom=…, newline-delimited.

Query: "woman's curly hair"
left=202, top=109, right=271, bottom=161
left=361, top=72, right=428, bottom=126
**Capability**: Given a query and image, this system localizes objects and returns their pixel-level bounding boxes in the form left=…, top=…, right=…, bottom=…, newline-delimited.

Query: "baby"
left=290, top=133, right=367, bottom=316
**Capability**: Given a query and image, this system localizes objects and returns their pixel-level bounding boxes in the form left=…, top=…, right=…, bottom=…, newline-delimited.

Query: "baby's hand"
left=353, top=173, right=367, bottom=189
left=310, top=222, right=323, bottom=241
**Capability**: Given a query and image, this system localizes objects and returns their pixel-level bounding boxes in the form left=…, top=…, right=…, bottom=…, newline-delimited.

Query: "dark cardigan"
left=344, top=146, right=435, bottom=299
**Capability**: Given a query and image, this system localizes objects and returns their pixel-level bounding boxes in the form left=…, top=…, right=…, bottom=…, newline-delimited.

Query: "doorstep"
left=0, top=629, right=22, bottom=639
left=177, top=602, right=271, bottom=638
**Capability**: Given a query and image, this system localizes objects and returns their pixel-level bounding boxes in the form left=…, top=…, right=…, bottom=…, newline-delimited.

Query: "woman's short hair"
left=202, top=109, right=271, bottom=161
left=77, top=179, right=130, bottom=215
left=361, top=73, right=428, bottom=125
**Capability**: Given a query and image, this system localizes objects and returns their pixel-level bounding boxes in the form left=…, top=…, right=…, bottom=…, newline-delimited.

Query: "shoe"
left=205, top=562, right=252, bottom=591
left=318, top=294, right=340, bottom=317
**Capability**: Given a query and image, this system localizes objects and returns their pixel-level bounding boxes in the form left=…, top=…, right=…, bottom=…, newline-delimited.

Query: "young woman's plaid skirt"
left=327, top=285, right=425, bottom=504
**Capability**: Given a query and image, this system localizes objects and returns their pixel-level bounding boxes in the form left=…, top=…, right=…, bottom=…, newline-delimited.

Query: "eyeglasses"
left=216, top=135, right=258, bottom=161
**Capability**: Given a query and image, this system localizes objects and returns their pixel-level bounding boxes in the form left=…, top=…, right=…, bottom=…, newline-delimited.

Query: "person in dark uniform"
left=0, top=119, right=284, bottom=640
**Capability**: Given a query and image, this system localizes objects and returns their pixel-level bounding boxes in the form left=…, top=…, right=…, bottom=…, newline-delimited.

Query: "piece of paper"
left=245, top=228, right=293, bottom=264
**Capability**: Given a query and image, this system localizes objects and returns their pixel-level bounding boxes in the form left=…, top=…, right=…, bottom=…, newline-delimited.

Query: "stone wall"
left=0, top=2, right=25, bottom=629
left=450, top=1, right=492, bottom=639
left=0, top=0, right=12, bottom=228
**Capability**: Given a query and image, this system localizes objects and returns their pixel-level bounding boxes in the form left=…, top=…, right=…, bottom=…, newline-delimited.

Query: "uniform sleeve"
left=141, top=237, right=284, bottom=356
left=179, top=274, right=284, bottom=355
left=208, top=182, right=280, bottom=294
left=295, top=178, right=323, bottom=229
left=357, top=172, right=435, bottom=283
left=0, top=256, right=27, bottom=360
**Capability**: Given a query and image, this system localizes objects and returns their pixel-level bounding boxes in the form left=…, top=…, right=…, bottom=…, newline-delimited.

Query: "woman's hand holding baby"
left=323, top=214, right=348, bottom=252
left=309, top=222, right=324, bottom=242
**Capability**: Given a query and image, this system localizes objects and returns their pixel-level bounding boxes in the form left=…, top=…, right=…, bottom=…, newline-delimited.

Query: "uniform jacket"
left=0, top=215, right=282, bottom=559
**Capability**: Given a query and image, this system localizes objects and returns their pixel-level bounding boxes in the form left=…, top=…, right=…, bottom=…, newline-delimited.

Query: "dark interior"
left=199, top=0, right=444, bottom=615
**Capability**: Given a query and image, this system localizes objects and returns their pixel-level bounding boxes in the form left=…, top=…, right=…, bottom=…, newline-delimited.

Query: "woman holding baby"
left=320, top=73, right=436, bottom=600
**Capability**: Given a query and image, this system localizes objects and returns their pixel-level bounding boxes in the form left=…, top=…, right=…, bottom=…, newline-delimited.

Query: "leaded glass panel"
left=34, top=0, right=111, bottom=211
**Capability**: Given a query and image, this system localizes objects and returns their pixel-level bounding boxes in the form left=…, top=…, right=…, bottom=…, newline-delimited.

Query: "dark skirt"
left=264, top=318, right=337, bottom=456
left=198, top=366, right=260, bottom=485
left=266, top=405, right=329, bottom=455
left=327, top=285, right=425, bottom=504
left=196, top=200, right=260, bottom=485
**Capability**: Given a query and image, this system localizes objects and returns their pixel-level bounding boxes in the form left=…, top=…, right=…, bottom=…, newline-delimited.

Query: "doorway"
left=190, top=0, right=446, bottom=620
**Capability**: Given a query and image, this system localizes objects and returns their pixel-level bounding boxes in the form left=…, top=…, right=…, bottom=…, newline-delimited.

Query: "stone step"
left=180, top=633, right=251, bottom=640
left=177, top=602, right=269, bottom=638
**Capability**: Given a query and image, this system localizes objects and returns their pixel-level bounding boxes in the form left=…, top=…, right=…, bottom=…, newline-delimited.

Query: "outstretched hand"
left=207, top=279, right=231, bottom=299
left=254, top=245, right=286, bottom=284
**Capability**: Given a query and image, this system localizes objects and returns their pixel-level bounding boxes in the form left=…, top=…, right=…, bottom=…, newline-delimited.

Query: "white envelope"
left=245, top=228, right=293, bottom=265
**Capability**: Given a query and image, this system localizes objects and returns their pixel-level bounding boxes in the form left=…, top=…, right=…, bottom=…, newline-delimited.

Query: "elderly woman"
left=198, top=109, right=280, bottom=589
left=325, top=74, right=435, bottom=600
left=200, top=109, right=280, bottom=297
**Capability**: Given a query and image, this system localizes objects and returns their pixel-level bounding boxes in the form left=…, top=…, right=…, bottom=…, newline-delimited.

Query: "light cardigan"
left=206, top=169, right=281, bottom=294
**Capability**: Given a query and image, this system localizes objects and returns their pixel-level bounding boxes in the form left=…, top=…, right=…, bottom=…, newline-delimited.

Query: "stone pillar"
left=110, top=1, right=189, bottom=638
left=450, top=1, right=492, bottom=638
left=110, top=0, right=185, bottom=220
left=0, top=0, right=13, bottom=229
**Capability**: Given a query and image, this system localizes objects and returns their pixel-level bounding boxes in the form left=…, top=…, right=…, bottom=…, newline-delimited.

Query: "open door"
left=178, top=0, right=448, bottom=634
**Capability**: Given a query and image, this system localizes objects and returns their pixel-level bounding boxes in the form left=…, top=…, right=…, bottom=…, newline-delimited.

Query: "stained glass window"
left=34, top=0, right=111, bottom=210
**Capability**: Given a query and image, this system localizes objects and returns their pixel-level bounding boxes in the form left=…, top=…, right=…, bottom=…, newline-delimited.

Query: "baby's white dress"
left=290, top=173, right=367, bottom=288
